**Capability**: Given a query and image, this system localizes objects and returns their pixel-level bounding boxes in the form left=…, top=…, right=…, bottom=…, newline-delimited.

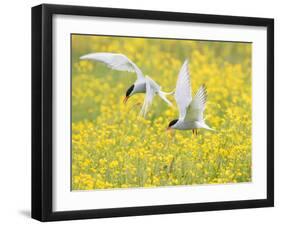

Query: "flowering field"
left=71, top=35, right=252, bottom=190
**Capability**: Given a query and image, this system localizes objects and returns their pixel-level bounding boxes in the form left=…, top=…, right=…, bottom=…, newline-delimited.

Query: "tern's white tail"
left=198, top=121, right=215, bottom=131
left=158, top=90, right=174, bottom=107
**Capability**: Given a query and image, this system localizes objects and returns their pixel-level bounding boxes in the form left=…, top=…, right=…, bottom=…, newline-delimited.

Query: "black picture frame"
left=32, top=3, right=274, bottom=222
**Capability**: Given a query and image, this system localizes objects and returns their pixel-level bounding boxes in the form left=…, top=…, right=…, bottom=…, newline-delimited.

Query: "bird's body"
left=132, top=82, right=146, bottom=94
left=167, top=60, right=214, bottom=133
left=80, top=52, right=173, bottom=117
left=170, top=121, right=206, bottom=130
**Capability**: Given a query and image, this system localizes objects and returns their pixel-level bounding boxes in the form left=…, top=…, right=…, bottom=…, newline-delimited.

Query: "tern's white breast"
left=174, top=121, right=202, bottom=130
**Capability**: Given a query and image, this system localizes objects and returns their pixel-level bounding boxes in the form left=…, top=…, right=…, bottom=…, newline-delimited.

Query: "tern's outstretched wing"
left=80, top=52, right=145, bottom=81
left=174, top=60, right=192, bottom=120
left=184, top=85, right=207, bottom=122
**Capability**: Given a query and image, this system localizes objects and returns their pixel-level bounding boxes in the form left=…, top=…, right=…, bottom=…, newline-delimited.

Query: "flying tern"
left=80, top=52, right=173, bottom=117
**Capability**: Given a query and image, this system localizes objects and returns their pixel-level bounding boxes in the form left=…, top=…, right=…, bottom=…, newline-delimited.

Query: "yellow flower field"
left=71, top=35, right=252, bottom=190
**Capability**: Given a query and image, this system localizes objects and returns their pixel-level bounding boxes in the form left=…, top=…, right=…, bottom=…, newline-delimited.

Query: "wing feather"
left=139, top=78, right=156, bottom=117
left=184, top=85, right=207, bottom=122
left=174, top=60, right=192, bottom=120
left=80, top=52, right=144, bottom=81
left=145, top=76, right=160, bottom=91
left=140, top=76, right=173, bottom=116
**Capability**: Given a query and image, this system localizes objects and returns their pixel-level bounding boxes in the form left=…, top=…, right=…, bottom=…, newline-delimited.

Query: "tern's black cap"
left=126, top=85, right=134, bottom=97
left=168, top=119, right=178, bottom=127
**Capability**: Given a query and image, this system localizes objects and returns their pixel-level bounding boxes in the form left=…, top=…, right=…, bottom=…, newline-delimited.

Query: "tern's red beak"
left=123, top=96, right=129, bottom=104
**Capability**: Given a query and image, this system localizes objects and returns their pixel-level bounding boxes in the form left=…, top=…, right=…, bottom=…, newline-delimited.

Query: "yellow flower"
left=109, top=160, right=119, bottom=169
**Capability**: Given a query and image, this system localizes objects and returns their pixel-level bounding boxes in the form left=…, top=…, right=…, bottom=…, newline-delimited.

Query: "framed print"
left=31, top=4, right=274, bottom=221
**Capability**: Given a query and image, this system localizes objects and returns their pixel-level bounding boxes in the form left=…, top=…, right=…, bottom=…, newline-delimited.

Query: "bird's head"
left=167, top=119, right=178, bottom=130
left=123, top=85, right=135, bottom=104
